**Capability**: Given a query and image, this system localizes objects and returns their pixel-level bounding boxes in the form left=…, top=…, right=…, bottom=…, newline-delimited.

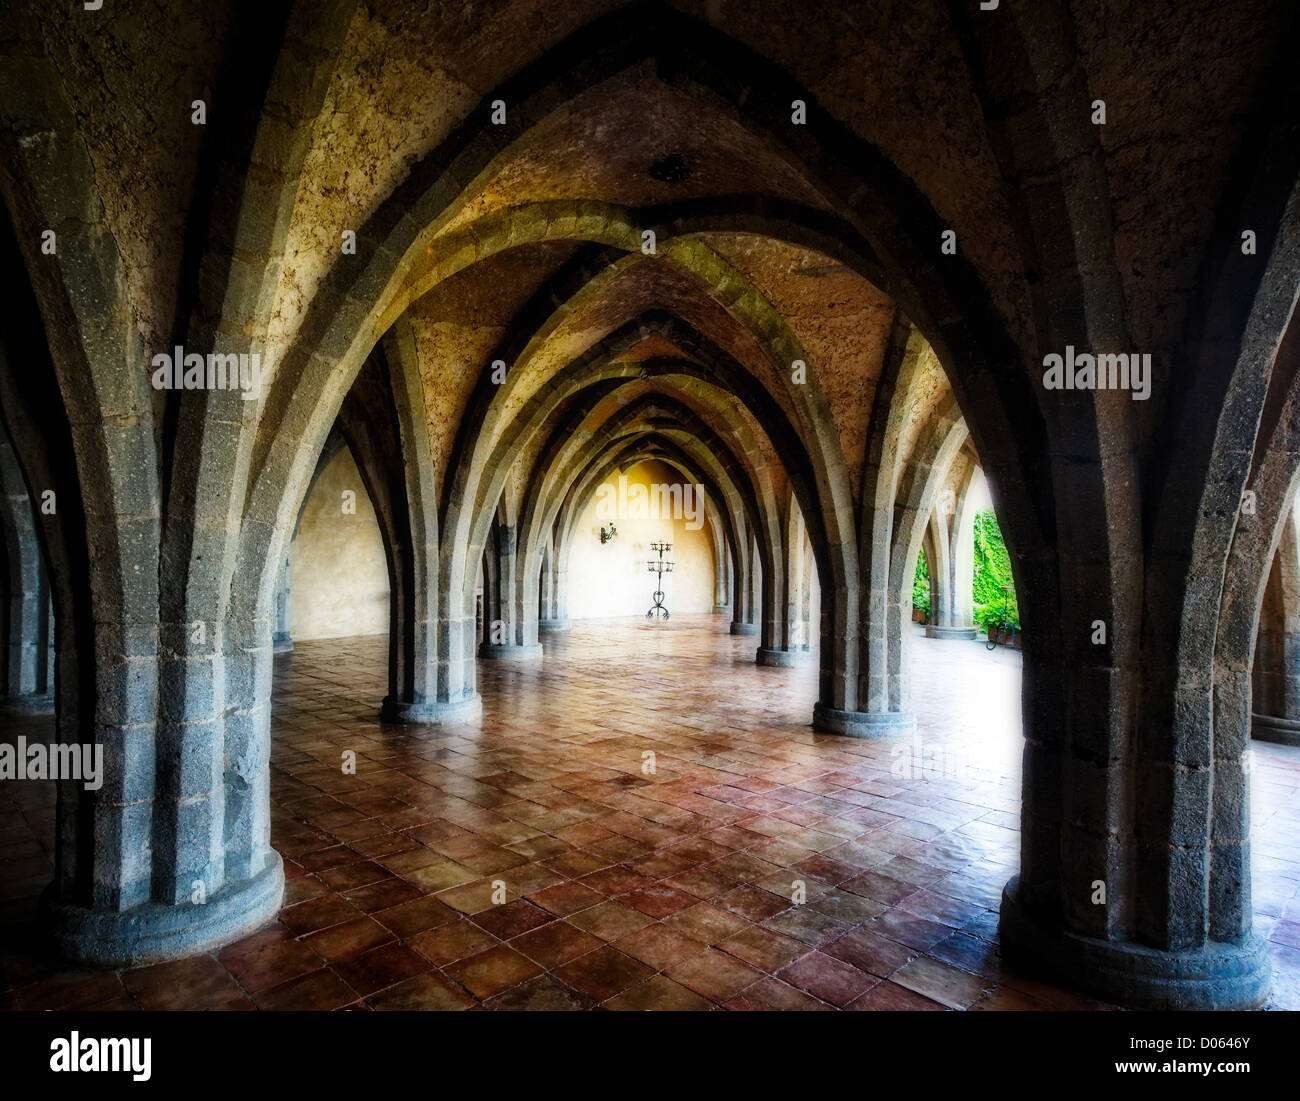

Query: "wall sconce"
left=600, top=523, right=618, bottom=544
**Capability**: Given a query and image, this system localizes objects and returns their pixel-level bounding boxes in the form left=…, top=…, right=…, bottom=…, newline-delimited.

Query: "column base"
left=712, top=604, right=730, bottom=614
left=272, top=632, right=294, bottom=654
left=537, top=618, right=571, bottom=632
left=924, top=625, right=977, bottom=640
left=43, top=854, right=284, bottom=968
left=1251, top=711, right=1300, bottom=746
left=812, top=702, right=915, bottom=738
left=998, top=876, right=1271, bottom=1010
left=756, top=646, right=811, bottom=667
left=729, top=622, right=757, bottom=636
left=380, top=693, right=483, bottom=725
left=478, top=642, right=544, bottom=660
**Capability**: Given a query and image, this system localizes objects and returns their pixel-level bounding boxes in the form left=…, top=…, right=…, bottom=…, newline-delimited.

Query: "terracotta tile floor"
left=2, top=616, right=1299, bottom=1010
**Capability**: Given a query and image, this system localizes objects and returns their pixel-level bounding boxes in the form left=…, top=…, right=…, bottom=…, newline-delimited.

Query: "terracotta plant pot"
left=986, top=624, right=1025, bottom=650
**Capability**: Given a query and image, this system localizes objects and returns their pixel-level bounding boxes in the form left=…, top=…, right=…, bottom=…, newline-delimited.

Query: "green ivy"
left=912, top=548, right=931, bottom=618
left=973, top=509, right=1019, bottom=630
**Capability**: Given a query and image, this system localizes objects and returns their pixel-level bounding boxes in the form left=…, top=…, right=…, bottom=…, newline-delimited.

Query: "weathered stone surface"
left=0, top=0, right=1294, bottom=1009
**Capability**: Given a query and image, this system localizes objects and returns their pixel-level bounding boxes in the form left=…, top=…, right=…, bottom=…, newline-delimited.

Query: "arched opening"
left=288, top=444, right=391, bottom=644
left=1245, top=488, right=1300, bottom=1009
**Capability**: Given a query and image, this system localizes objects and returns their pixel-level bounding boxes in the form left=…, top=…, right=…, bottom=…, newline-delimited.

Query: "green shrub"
left=912, top=548, right=931, bottom=618
left=972, top=509, right=1019, bottom=630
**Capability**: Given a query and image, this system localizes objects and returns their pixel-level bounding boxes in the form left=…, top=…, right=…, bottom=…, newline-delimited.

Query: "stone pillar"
left=47, top=519, right=283, bottom=966
left=0, top=426, right=46, bottom=700
left=712, top=569, right=730, bottom=614
left=481, top=521, right=541, bottom=660
left=271, top=552, right=293, bottom=653
left=384, top=553, right=481, bottom=725
left=925, top=504, right=977, bottom=640
left=950, top=491, right=976, bottom=634
left=729, top=526, right=758, bottom=636
left=758, top=533, right=782, bottom=653
left=996, top=510, right=1273, bottom=1013
left=380, top=519, right=481, bottom=727
left=758, top=500, right=811, bottom=667
left=883, top=549, right=917, bottom=711
left=218, top=612, right=280, bottom=888
left=541, top=568, right=570, bottom=631
left=711, top=512, right=730, bottom=614
left=378, top=554, right=444, bottom=724
left=1251, top=548, right=1300, bottom=745
left=1, top=561, right=54, bottom=710
left=818, top=411, right=967, bottom=740
left=537, top=533, right=570, bottom=632
left=4, top=543, right=41, bottom=696
left=999, top=634, right=1270, bottom=1009
left=800, top=534, right=816, bottom=650
left=816, top=508, right=921, bottom=739
left=40, top=587, right=55, bottom=706
left=414, top=586, right=482, bottom=725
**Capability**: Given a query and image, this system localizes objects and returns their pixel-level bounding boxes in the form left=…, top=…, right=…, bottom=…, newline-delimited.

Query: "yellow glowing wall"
left=566, top=460, right=716, bottom=619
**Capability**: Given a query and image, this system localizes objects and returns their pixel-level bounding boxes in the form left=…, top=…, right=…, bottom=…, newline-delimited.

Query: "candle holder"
left=646, top=541, right=674, bottom=620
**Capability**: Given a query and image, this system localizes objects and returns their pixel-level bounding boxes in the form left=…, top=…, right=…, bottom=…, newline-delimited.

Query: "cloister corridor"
left=10, top=0, right=1300, bottom=1061
left=4, top=621, right=1298, bottom=1012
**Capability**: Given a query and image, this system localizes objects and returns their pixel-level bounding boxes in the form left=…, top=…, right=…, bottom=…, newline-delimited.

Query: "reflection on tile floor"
left=2, top=616, right=1298, bottom=1010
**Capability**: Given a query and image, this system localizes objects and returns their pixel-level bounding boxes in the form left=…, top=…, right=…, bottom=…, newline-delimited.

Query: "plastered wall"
left=565, top=460, right=716, bottom=619
left=290, top=447, right=390, bottom=641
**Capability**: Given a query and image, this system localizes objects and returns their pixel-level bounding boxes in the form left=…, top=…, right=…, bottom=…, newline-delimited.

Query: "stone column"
left=46, top=457, right=284, bottom=966
left=549, top=554, right=571, bottom=630
left=925, top=502, right=977, bottom=640
left=420, top=585, right=482, bottom=725
left=3, top=539, right=41, bottom=696
left=998, top=506, right=1272, bottom=1011
left=0, top=426, right=46, bottom=700
left=1251, top=547, right=1300, bottom=745
left=480, top=521, right=542, bottom=660
left=40, top=588, right=55, bottom=706
left=537, top=533, right=570, bottom=632
left=712, top=565, right=730, bottom=614
left=999, top=632, right=1270, bottom=1010
left=378, top=551, right=444, bottom=724
left=710, top=510, right=730, bottom=614
left=729, top=526, right=758, bottom=636
left=271, top=552, right=293, bottom=653
left=758, top=501, right=811, bottom=666
left=386, top=542, right=480, bottom=726
left=950, top=492, right=977, bottom=634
